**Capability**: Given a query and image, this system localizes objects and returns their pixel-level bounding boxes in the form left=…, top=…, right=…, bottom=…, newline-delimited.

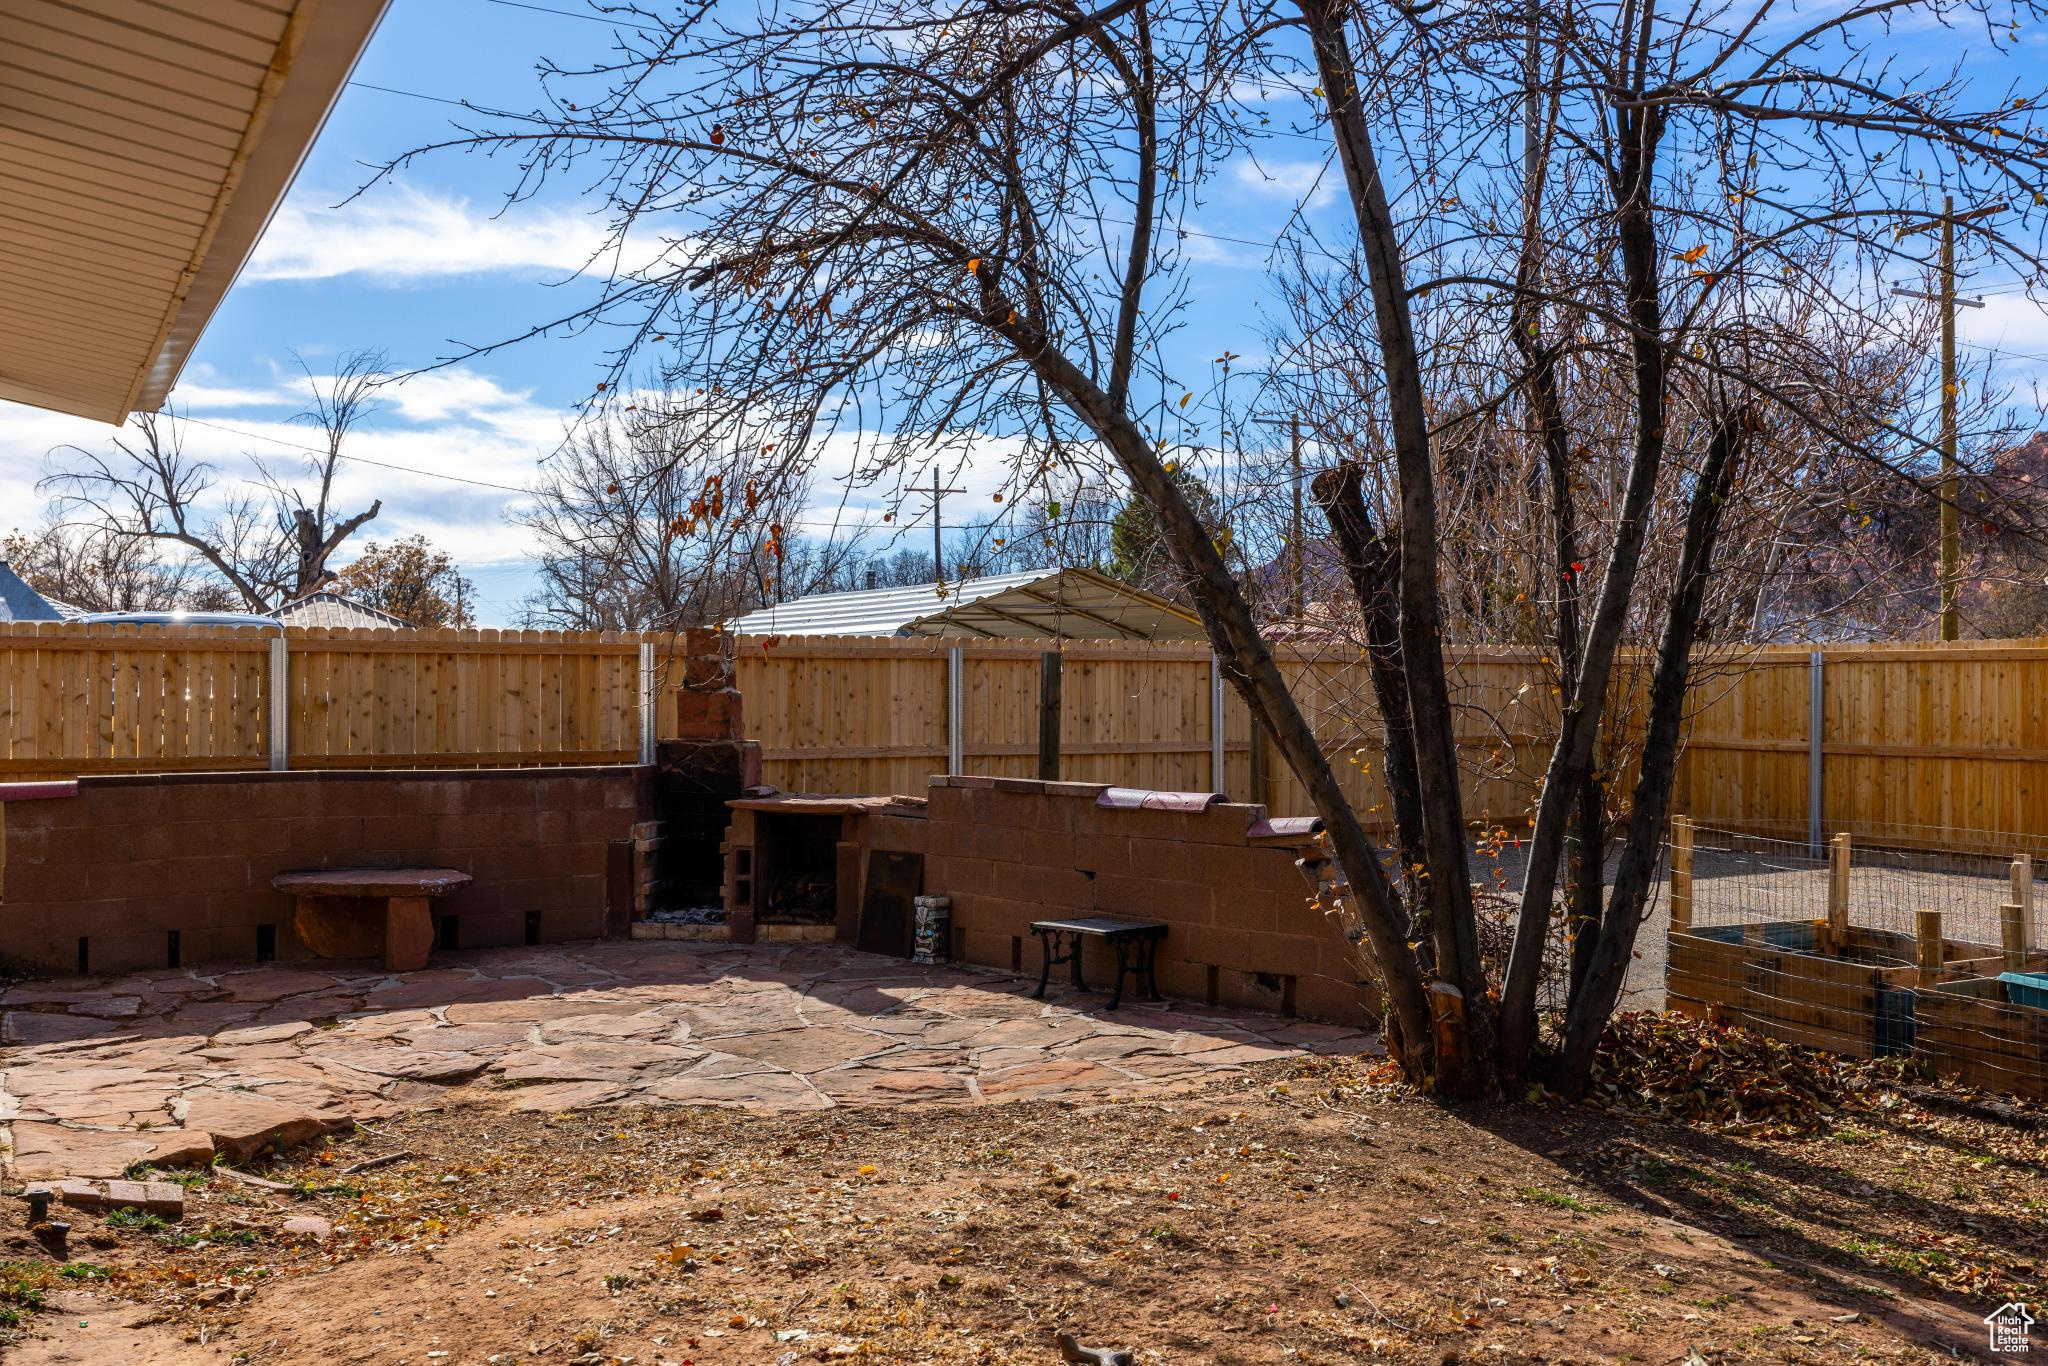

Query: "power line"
left=169, top=414, right=969, bottom=533
left=1958, top=340, right=2048, bottom=366
left=337, top=74, right=1328, bottom=267
left=477, top=0, right=662, bottom=29
left=344, top=80, right=475, bottom=110
left=179, top=415, right=537, bottom=495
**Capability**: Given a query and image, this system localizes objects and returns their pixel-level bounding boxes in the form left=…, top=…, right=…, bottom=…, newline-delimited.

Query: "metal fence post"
left=638, top=641, right=657, bottom=766
left=1037, top=650, right=1062, bottom=781
left=1807, top=649, right=1824, bottom=856
left=947, top=646, right=964, bottom=776
left=267, top=634, right=288, bottom=772
left=1210, top=653, right=1226, bottom=797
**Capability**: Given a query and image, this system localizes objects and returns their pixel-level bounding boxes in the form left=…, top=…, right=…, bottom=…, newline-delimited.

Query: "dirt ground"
left=3, top=1051, right=2040, bottom=1366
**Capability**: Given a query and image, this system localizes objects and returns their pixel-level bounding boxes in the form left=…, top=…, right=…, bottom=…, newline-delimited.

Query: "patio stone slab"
left=1, top=941, right=1375, bottom=1178
left=9, top=1121, right=216, bottom=1181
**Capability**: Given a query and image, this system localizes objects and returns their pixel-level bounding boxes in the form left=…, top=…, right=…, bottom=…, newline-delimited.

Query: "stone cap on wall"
left=1095, top=787, right=1220, bottom=812
left=58, top=765, right=652, bottom=792
left=727, top=792, right=928, bottom=817
left=928, top=773, right=1292, bottom=843
left=0, top=781, right=78, bottom=802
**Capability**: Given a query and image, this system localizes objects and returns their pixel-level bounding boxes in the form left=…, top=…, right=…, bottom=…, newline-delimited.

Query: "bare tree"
left=0, top=514, right=195, bottom=613
left=392, top=0, right=2048, bottom=1095
left=41, top=351, right=387, bottom=611
left=518, top=399, right=822, bottom=629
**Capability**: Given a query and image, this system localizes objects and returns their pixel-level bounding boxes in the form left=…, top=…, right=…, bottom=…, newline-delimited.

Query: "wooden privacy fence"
left=735, top=634, right=1558, bottom=826
left=0, top=622, right=694, bottom=779
left=1673, top=638, right=2048, bottom=854
left=742, top=634, right=2048, bottom=846
left=11, top=619, right=2048, bottom=849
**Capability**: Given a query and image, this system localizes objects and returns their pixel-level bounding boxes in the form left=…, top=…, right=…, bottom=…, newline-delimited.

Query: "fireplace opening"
left=647, top=739, right=752, bottom=928
left=757, top=812, right=843, bottom=926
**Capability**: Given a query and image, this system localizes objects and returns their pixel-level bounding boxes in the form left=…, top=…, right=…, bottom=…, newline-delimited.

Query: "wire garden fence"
left=1666, top=817, right=2048, bottom=1101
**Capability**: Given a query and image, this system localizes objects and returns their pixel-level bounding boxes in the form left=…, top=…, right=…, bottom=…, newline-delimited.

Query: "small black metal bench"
left=1029, top=916, right=1167, bottom=1010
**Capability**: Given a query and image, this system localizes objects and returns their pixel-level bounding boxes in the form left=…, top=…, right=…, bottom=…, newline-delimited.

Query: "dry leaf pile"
left=1588, top=1012, right=1873, bottom=1133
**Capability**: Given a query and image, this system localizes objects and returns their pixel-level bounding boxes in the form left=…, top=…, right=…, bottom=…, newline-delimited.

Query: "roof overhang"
left=0, top=0, right=392, bottom=424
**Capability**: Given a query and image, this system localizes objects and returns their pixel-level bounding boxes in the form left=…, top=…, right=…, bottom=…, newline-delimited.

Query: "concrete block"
left=1295, top=974, right=1372, bottom=1025
left=143, top=1181, right=186, bottom=1220
left=926, top=856, right=993, bottom=897
left=956, top=928, right=1017, bottom=971
left=925, top=819, right=975, bottom=858
left=180, top=925, right=260, bottom=966
left=56, top=1178, right=103, bottom=1212
left=1070, top=833, right=1130, bottom=876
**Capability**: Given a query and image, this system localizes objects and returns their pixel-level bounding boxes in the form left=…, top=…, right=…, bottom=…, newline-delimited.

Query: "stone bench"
left=272, top=868, right=473, bottom=972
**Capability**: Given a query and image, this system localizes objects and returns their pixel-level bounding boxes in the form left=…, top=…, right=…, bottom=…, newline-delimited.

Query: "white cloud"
left=1230, top=156, right=1336, bottom=211
left=1962, top=290, right=2048, bottom=355
left=0, top=367, right=576, bottom=621
left=245, top=182, right=619, bottom=283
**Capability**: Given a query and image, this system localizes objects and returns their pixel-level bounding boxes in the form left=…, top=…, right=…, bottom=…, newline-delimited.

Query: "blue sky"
left=5, top=0, right=2048, bottom=623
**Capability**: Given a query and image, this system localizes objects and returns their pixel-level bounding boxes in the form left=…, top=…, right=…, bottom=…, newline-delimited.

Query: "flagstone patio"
left=0, top=941, right=1378, bottom=1180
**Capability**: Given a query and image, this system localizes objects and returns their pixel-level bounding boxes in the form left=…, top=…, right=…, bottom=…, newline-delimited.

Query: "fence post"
left=946, top=646, right=963, bottom=776
left=1249, top=720, right=1270, bottom=812
left=1210, top=653, right=1227, bottom=798
left=2012, top=854, right=2034, bottom=955
left=1807, top=649, right=1824, bottom=856
left=1037, top=651, right=1061, bottom=781
left=638, top=641, right=657, bottom=766
left=1827, top=832, right=1851, bottom=953
left=267, top=634, right=288, bottom=772
left=2002, top=901, right=2028, bottom=972
left=1915, top=908, right=1944, bottom=984
left=1669, top=815, right=1694, bottom=933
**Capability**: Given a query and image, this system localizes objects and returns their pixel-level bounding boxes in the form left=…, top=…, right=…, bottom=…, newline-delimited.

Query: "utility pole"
left=1289, top=417, right=1304, bottom=622
left=907, top=467, right=967, bottom=585
left=1897, top=195, right=2001, bottom=641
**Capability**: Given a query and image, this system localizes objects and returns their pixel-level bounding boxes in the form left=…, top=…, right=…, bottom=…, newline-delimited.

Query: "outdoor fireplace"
left=721, top=794, right=928, bottom=947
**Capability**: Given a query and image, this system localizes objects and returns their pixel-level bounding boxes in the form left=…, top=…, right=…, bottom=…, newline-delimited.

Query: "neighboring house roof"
left=727, top=566, right=1208, bottom=641
left=0, top=0, right=393, bottom=424
left=274, top=591, right=411, bottom=630
left=75, top=610, right=282, bottom=629
left=0, top=562, right=65, bottom=622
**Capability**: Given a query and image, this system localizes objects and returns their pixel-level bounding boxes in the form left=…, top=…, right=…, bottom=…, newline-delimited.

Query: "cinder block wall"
left=0, top=766, right=651, bottom=975
left=924, top=777, right=1375, bottom=1025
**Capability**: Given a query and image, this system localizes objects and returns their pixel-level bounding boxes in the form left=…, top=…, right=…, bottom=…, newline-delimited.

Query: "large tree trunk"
left=1554, top=411, right=1748, bottom=1089
left=1565, top=777, right=1607, bottom=1007
left=1312, top=463, right=1429, bottom=895
left=1000, top=318, right=1439, bottom=1074
left=1303, top=0, right=1485, bottom=1087
left=1499, top=58, right=1671, bottom=1078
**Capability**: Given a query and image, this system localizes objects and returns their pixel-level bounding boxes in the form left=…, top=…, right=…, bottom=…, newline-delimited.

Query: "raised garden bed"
left=1916, top=977, right=2048, bottom=1102
left=1667, top=921, right=2017, bottom=1060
